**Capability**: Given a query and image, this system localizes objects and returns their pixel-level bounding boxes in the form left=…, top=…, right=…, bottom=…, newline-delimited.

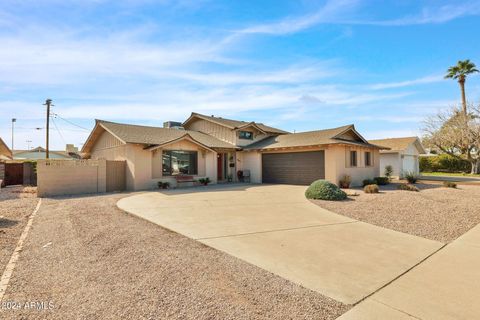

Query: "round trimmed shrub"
left=364, top=184, right=379, bottom=193
left=305, top=180, right=347, bottom=201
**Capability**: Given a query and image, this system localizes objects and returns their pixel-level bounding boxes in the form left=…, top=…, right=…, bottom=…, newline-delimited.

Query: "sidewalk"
left=338, top=223, right=480, bottom=319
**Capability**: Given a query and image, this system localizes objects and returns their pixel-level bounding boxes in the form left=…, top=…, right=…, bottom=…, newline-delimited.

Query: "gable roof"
left=368, top=137, right=426, bottom=154
left=244, top=124, right=384, bottom=150
left=0, top=137, right=12, bottom=160
left=82, top=120, right=237, bottom=154
left=183, top=112, right=289, bottom=134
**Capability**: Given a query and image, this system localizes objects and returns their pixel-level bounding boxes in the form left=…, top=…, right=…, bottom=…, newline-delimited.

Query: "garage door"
left=262, top=151, right=325, bottom=185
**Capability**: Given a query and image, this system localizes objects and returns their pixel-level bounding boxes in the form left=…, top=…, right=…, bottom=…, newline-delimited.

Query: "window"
left=365, top=151, right=372, bottom=167
left=239, top=131, right=253, bottom=140
left=162, top=150, right=198, bottom=175
left=349, top=150, right=357, bottom=167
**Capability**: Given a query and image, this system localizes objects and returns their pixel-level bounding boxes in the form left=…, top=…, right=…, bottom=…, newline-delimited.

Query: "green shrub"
left=420, top=154, right=470, bottom=173
left=339, top=175, right=351, bottom=188
left=374, top=177, right=389, bottom=185
left=157, top=181, right=170, bottom=189
left=403, top=171, right=419, bottom=183
left=384, top=165, right=393, bottom=179
left=305, top=180, right=347, bottom=201
left=397, top=184, right=419, bottom=192
left=362, top=179, right=376, bottom=187
left=198, top=177, right=211, bottom=185
left=364, top=184, right=379, bottom=193
left=443, top=181, right=457, bottom=188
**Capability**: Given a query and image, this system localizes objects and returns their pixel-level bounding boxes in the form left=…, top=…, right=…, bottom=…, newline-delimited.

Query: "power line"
left=50, top=112, right=90, bottom=131
left=51, top=116, right=66, bottom=145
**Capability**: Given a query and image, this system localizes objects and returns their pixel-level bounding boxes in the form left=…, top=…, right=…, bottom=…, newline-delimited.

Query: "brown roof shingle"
left=244, top=125, right=382, bottom=150
left=368, top=137, right=424, bottom=153
left=184, top=112, right=289, bottom=134
left=98, top=120, right=237, bottom=150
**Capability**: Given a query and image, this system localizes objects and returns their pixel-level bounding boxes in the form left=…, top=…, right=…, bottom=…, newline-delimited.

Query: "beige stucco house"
left=368, top=137, right=426, bottom=178
left=81, top=113, right=384, bottom=190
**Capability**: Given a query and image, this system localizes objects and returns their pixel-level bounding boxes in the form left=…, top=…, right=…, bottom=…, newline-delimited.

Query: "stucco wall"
left=327, top=145, right=380, bottom=187
left=37, top=159, right=107, bottom=197
left=379, top=153, right=401, bottom=177
left=239, top=151, right=262, bottom=183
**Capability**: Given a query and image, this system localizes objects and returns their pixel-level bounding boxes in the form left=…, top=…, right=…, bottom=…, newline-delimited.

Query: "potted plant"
left=198, top=177, right=211, bottom=186
left=339, top=175, right=351, bottom=188
left=157, top=181, right=170, bottom=189
left=237, top=170, right=244, bottom=182
left=227, top=174, right=233, bottom=182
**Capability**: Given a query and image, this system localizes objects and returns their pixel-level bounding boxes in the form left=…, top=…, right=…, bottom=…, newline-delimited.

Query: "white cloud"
left=369, top=75, right=444, bottom=90
left=236, top=0, right=360, bottom=35
left=234, top=1, right=480, bottom=37
left=372, top=2, right=480, bottom=26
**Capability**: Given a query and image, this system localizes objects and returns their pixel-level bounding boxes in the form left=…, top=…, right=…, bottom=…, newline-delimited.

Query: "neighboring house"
left=81, top=113, right=384, bottom=190
left=13, top=145, right=81, bottom=160
left=0, top=137, right=12, bottom=160
left=368, top=137, right=426, bottom=178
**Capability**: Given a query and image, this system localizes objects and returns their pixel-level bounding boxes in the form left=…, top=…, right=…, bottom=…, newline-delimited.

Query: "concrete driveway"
left=117, top=184, right=442, bottom=304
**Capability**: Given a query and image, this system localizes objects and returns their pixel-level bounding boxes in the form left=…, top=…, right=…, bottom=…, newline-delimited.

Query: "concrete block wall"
left=37, top=159, right=107, bottom=197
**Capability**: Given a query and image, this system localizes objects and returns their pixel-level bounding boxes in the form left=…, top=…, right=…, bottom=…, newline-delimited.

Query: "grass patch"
left=421, top=172, right=480, bottom=177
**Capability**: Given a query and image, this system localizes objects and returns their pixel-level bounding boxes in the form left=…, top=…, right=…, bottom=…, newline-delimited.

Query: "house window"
left=239, top=131, right=253, bottom=140
left=365, top=151, right=372, bottom=167
left=162, top=150, right=198, bottom=175
left=349, top=150, right=358, bottom=167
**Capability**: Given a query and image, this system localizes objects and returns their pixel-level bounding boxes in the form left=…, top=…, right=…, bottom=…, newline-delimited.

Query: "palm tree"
left=445, top=60, right=479, bottom=115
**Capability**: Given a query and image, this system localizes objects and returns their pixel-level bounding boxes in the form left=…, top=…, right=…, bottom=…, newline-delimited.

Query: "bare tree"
left=423, top=105, right=480, bottom=174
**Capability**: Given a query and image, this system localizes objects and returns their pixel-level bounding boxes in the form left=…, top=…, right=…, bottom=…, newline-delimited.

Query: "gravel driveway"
left=1, top=193, right=348, bottom=319
left=0, top=186, right=38, bottom=273
left=312, top=182, right=480, bottom=243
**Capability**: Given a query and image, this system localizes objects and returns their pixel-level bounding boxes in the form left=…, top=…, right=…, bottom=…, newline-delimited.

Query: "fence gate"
left=5, top=163, right=24, bottom=186
left=106, top=161, right=126, bottom=192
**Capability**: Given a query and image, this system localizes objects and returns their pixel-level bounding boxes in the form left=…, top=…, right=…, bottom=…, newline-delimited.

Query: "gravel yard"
left=1, top=193, right=348, bottom=319
left=0, top=186, right=38, bottom=273
left=312, top=182, right=480, bottom=243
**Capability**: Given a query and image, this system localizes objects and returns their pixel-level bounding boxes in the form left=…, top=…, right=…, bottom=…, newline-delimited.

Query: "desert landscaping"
left=312, top=181, right=480, bottom=243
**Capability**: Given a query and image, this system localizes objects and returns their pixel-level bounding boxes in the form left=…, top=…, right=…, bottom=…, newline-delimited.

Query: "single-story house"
left=81, top=113, right=385, bottom=190
left=0, top=137, right=12, bottom=160
left=368, top=137, right=426, bottom=178
left=13, top=145, right=81, bottom=160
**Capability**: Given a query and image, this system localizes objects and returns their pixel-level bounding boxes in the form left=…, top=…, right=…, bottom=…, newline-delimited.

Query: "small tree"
left=384, top=165, right=393, bottom=179
left=423, top=105, right=480, bottom=174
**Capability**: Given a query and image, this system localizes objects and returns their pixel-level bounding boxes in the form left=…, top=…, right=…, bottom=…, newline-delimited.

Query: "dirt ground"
left=0, top=186, right=38, bottom=273
left=1, top=193, right=348, bottom=320
left=312, top=182, right=480, bottom=243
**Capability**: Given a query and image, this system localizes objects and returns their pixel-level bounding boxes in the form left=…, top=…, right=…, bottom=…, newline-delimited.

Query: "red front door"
left=217, top=154, right=223, bottom=180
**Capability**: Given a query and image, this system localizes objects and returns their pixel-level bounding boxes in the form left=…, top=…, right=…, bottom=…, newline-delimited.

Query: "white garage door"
left=402, top=155, right=417, bottom=174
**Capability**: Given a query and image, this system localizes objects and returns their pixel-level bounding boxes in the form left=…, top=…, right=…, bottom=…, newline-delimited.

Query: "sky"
left=1, top=0, right=480, bottom=151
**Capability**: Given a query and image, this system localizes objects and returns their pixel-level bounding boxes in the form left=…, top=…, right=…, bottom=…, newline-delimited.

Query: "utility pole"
left=44, top=99, right=53, bottom=159
left=11, top=118, right=16, bottom=151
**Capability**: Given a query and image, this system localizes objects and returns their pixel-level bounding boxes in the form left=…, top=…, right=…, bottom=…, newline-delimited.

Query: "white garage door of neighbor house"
left=402, top=155, right=417, bottom=174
